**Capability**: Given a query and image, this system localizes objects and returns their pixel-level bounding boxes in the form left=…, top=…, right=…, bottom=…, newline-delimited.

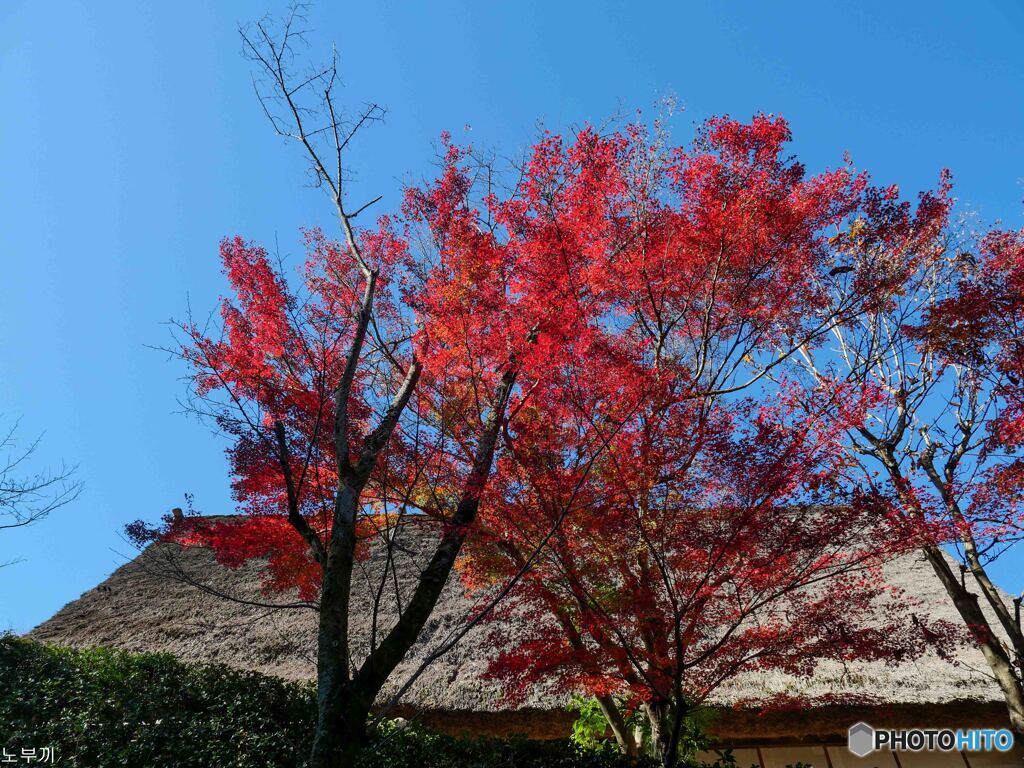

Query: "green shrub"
left=362, top=721, right=660, bottom=768
left=565, top=695, right=726, bottom=766
left=567, top=694, right=614, bottom=752
left=0, top=636, right=733, bottom=768
left=0, top=635, right=315, bottom=767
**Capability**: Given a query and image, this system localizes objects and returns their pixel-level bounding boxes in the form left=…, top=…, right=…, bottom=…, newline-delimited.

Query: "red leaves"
left=188, top=515, right=323, bottom=601
left=150, top=113, right=969, bottom=713
left=897, top=224, right=1024, bottom=547
left=447, top=116, right=948, bottom=713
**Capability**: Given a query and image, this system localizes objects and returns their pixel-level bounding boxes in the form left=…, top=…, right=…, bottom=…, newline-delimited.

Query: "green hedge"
left=0, top=635, right=315, bottom=767
left=365, top=726, right=663, bottom=768
left=0, top=636, right=730, bottom=768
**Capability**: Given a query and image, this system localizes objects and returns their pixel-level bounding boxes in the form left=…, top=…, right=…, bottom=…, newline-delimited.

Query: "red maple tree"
left=454, top=117, right=952, bottom=764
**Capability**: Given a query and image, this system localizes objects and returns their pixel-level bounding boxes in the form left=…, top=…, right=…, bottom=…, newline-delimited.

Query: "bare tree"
left=1, top=419, right=81, bottom=566
left=139, top=9, right=533, bottom=768
left=793, top=204, right=1024, bottom=734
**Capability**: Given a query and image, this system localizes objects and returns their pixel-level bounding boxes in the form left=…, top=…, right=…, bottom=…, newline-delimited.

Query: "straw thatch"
left=28, top=519, right=1016, bottom=741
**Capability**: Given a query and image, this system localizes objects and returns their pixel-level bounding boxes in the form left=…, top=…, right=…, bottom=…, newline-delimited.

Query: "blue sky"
left=1, top=1, right=1022, bottom=633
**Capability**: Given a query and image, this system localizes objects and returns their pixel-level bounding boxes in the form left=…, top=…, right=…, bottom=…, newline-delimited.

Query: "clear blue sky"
left=2, top=1, right=1022, bottom=633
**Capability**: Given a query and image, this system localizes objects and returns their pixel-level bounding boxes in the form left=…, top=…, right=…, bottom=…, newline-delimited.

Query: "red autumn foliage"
left=451, top=117, right=952, bottom=763
left=133, top=112, right=977, bottom=764
left=795, top=179, right=1024, bottom=735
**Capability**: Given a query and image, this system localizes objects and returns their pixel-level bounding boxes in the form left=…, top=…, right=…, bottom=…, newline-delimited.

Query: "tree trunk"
left=917, top=453, right=1024, bottom=672
left=922, top=545, right=1024, bottom=734
left=597, top=695, right=639, bottom=757
left=964, top=543, right=1024, bottom=665
left=643, top=700, right=674, bottom=764
left=308, top=371, right=518, bottom=767
left=662, top=697, right=690, bottom=768
left=309, top=681, right=370, bottom=768
left=879, top=450, right=1024, bottom=736
left=310, top=485, right=363, bottom=768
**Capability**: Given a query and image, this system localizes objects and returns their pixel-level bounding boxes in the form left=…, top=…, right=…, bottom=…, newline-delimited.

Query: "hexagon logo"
left=848, top=722, right=876, bottom=757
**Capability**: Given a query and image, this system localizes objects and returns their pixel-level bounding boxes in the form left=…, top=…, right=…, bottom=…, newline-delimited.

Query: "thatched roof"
left=28, top=520, right=1015, bottom=740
